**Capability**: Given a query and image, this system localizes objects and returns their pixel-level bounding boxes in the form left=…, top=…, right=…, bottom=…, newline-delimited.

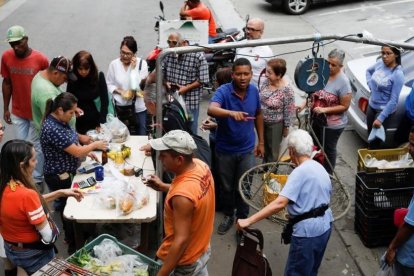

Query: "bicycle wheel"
left=238, top=161, right=351, bottom=225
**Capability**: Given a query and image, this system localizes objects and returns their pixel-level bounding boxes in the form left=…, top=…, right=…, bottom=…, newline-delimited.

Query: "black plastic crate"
left=355, top=169, right=414, bottom=214
left=354, top=219, right=395, bottom=248
left=354, top=203, right=396, bottom=235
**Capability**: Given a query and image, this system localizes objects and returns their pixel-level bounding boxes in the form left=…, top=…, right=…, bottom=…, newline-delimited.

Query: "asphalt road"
left=1, top=0, right=412, bottom=275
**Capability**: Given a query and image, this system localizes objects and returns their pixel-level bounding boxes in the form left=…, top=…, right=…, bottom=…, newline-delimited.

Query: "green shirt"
left=31, top=72, right=75, bottom=131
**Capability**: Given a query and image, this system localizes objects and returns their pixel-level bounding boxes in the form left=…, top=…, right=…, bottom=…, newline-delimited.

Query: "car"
left=265, top=0, right=345, bottom=15
left=345, top=37, right=414, bottom=147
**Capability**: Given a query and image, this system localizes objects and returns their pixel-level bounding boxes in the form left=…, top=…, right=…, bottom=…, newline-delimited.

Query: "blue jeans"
left=10, top=114, right=35, bottom=140
left=135, top=110, right=147, bottom=135
left=208, top=36, right=216, bottom=44
left=4, top=242, right=55, bottom=275
left=215, top=151, right=255, bottom=219
left=284, top=226, right=332, bottom=276
left=30, top=130, right=44, bottom=184
left=188, top=108, right=200, bottom=135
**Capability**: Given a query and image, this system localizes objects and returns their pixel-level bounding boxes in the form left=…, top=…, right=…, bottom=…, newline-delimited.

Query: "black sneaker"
left=217, top=216, right=234, bottom=235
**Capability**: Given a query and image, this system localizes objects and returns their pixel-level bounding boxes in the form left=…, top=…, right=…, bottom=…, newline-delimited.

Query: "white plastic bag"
left=376, top=264, right=395, bottom=276
left=129, top=68, right=140, bottom=91
left=105, top=114, right=130, bottom=143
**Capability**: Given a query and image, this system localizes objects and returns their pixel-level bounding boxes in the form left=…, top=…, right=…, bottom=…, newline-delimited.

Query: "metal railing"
left=152, top=33, right=414, bottom=245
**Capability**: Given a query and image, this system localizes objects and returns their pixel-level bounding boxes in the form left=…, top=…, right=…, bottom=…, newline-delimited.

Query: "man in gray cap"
left=143, top=130, right=215, bottom=275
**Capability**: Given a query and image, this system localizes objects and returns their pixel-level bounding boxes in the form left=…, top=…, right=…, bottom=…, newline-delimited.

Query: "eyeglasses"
left=328, top=62, right=341, bottom=68
left=167, top=40, right=178, bottom=46
left=381, top=51, right=394, bottom=56
left=120, top=50, right=134, bottom=57
left=245, top=27, right=262, bottom=32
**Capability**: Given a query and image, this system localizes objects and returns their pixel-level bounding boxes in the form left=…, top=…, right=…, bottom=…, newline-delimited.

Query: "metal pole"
left=153, top=32, right=414, bottom=245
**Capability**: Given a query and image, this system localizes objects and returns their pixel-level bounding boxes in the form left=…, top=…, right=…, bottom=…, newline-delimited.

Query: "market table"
left=63, top=135, right=157, bottom=250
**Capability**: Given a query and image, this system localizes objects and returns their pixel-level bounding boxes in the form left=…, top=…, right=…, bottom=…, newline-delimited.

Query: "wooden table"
left=63, top=136, right=157, bottom=250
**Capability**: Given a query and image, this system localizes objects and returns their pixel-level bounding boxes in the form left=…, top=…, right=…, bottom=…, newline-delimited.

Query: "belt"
left=5, top=240, right=53, bottom=251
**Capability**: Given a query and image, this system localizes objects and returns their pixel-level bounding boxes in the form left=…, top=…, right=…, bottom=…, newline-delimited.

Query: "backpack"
left=162, top=100, right=212, bottom=167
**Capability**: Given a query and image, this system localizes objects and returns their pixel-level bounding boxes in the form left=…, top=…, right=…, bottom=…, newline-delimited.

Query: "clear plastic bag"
left=93, top=238, right=123, bottom=263
left=104, top=114, right=130, bottom=143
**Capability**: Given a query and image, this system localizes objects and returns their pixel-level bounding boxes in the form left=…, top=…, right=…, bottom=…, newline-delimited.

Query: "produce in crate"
left=68, top=238, right=150, bottom=275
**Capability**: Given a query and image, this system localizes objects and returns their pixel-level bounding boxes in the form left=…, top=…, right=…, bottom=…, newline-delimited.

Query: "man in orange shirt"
left=143, top=130, right=215, bottom=276
left=179, top=0, right=217, bottom=43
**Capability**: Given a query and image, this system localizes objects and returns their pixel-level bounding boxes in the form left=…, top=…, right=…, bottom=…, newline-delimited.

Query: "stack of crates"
left=355, top=148, right=414, bottom=247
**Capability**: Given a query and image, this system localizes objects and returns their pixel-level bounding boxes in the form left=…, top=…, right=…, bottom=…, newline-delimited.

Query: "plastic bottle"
left=101, top=149, right=108, bottom=165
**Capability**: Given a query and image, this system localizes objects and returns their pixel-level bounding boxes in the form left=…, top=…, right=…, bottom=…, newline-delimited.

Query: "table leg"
left=137, top=223, right=149, bottom=255
left=73, top=221, right=85, bottom=251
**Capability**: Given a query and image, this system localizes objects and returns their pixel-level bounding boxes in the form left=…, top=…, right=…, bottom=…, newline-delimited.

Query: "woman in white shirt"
left=106, top=36, right=149, bottom=135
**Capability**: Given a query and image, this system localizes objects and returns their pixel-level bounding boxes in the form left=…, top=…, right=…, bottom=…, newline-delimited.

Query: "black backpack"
left=162, top=100, right=212, bottom=168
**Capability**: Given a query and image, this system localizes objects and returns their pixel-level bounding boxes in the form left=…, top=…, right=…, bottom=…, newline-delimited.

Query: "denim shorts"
left=4, top=242, right=55, bottom=275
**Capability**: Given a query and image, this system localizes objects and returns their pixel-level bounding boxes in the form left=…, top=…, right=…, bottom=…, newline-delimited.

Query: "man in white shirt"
left=235, top=18, right=273, bottom=87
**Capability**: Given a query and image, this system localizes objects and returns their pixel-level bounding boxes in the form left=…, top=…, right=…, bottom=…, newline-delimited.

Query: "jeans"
left=158, top=247, right=211, bottom=276
left=215, top=151, right=255, bottom=219
left=4, top=242, right=55, bottom=275
left=394, top=260, right=414, bottom=276
left=284, top=226, right=332, bottom=276
left=135, top=110, right=147, bottom=135
left=311, top=121, right=344, bottom=174
left=188, top=108, right=200, bottom=135
left=10, top=114, right=35, bottom=141
left=208, top=36, right=216, bottom=44
left=30, top=130, right=44, bottom=184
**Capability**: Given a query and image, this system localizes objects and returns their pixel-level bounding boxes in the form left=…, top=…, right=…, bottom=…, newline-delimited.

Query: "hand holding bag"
left=232, top=228, right=272, bottom=276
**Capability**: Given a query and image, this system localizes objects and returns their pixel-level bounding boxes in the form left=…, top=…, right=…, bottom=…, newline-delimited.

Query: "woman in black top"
left=67, top=51, right=111, bottom=134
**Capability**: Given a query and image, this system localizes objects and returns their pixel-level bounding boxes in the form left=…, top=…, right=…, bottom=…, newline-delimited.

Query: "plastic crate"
left=355, top=170, right=414, bottom=214
left=33, top=258, right=97, bottom=276
left=357, top=147, right=410, bottom=172
left=354, top=219, right=395, bottom=248
left=354, top=203, right=396, bottom=235
left=68, top=234, right=161, bottom=276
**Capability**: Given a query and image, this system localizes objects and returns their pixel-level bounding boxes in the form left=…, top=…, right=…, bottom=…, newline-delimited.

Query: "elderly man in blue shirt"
left=385, top=127, right=414, bottom=275
left=238, top=129, right=333, bottom=276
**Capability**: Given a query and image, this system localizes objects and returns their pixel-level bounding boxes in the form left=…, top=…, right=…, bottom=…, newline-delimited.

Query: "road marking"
left=317, top=0, right=414, bottom=16
left=0, top=0, right=26, bottom=22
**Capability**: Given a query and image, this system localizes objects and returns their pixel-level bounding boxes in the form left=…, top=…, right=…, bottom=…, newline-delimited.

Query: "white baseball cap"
left=150, top=130, right=197, bottom=155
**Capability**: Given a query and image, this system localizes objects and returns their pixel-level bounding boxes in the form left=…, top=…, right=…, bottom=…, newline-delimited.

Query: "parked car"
left=266, top=0, right=348, bottom=15
left=345, top=37, right=414, bottom=147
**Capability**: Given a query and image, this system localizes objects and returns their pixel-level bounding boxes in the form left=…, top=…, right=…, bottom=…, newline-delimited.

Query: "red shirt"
left=0, top=183, right=46, bottom=243
left=1, top=49, right=49, bottom=119
left=185, top=3, right=217, bottom=37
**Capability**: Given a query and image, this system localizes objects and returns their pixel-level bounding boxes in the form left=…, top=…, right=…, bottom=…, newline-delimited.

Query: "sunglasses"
left=245, top=27, right=262, bottom=32
left=167, top=40, right=178, bottom=46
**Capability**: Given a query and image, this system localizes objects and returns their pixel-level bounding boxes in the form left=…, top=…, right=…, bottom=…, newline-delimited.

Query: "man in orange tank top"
left=143, top=130, right=215, bottom=275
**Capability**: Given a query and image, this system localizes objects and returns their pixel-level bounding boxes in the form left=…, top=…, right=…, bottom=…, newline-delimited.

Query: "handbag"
left=232, top=228, right=272, bottom=276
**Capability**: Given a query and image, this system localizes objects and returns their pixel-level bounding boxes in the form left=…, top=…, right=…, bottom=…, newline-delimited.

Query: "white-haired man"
left=238, top=129, right=333, bottom=275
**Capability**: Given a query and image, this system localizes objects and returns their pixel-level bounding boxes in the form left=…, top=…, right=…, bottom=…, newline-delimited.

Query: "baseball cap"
left=150, top=130, right=197, bottom=155
left=6, top=25, right=26, bottom=42
left=50, top=56, right=77, bottom=81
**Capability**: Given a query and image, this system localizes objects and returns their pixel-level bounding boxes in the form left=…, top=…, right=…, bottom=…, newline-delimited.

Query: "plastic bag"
left=376, top=263, right=395, bottom=276
left=129, top=68, right=140, bottom=91
left=104, top=114, right=130, bottom=143
left=93, top=238, right=123, bottom=263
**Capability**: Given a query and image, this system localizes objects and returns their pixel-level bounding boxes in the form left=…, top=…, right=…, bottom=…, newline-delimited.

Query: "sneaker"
left=217, top=215, right=234, bottom=235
